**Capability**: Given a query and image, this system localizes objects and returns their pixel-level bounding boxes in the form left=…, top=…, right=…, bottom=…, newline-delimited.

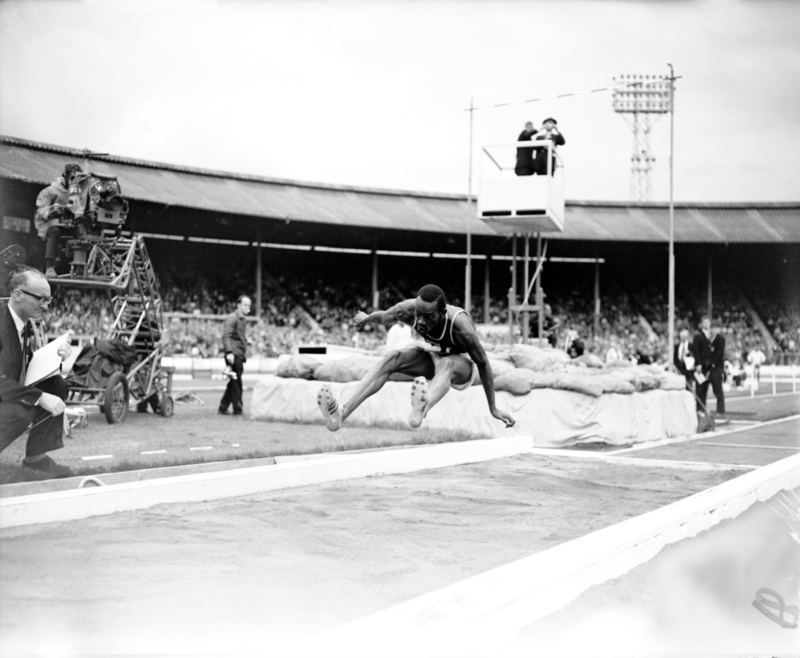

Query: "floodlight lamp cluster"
left=612, top=75, right=672, bottom=114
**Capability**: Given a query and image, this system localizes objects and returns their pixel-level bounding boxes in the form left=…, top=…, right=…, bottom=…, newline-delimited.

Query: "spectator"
left=514, top=121, right=537, bottom=176
left=747, top=345, right=766, bottom=382
left=218, top=294, right=251, bottom=416
left=532, top=118, right=565, bottom=176
left=525, top=303, right=559, bottom=347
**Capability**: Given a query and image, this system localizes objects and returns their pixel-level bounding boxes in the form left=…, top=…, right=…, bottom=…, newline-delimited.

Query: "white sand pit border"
left=0, top=435, right=534, bottom=529
left=315, top=450, right=800, bottom=658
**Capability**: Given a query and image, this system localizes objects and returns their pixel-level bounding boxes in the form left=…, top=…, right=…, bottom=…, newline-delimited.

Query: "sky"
left=1, top=0, right=799, bottom=203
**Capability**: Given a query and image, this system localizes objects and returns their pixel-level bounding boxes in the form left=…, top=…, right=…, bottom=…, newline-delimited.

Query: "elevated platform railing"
left=478, top=140, right=565, bottom=234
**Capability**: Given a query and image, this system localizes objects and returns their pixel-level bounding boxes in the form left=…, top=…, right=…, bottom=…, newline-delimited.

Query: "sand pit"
left=0, top=454, right=740, bottom=656
left=513, top=486, right=800, bottom=657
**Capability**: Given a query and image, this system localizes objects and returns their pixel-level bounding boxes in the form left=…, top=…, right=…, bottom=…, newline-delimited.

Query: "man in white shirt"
left=673, top=328, right=695, bottom=389
left=747, top=346, right=766, bottom=382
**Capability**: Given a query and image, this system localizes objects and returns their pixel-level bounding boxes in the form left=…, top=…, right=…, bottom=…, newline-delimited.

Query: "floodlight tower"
left=612, top=75, right=671, bottom=201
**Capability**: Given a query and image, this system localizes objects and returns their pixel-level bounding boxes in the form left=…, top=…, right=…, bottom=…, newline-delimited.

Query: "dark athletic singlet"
left=414, top=304, right=468, bottom=356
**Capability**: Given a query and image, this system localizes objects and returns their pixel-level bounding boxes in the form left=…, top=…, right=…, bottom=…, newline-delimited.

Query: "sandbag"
left=509, top=344, right=570, bottom=372
left=606, top=359, right=636, bottom=368
left=494, top=368, right=536, bottom=395
left=636, top=364, right=666, bottom=376
left=572, top=353, right=604, bottom=368
left=474, top=357, right=516, bottom=387
left=531, top=372, right=604, bottom=397
left=591, top=374, right=636, bottom=395
left=630, top=371, right=659, bottom=391
left=657, top=372, right=687, bottom=391
left=313, top=355, right=379, bottom=383
left=276, top=354, right=322, bottom=380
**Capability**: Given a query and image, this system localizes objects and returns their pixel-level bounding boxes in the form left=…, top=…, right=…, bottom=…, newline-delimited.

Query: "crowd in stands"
left=35, top=260, right=799, bottom=367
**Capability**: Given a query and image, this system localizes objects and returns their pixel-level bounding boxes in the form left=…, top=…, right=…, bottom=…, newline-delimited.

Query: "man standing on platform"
left=514, top=121, right=536, bottom=176
left=0, top=268, right=73, bottom=477
left=218, top=295, right=251, bottom=416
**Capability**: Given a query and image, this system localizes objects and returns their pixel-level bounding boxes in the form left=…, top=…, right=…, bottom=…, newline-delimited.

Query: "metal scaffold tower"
left=612, top=75, right=671, bottom=201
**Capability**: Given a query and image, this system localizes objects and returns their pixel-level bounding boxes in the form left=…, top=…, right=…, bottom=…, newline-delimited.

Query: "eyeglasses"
left=16, top=289, right=52, bottom=305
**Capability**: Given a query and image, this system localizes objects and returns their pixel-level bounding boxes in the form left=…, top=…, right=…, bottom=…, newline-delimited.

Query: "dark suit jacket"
left=222, top=311, right=247, bottom=362
left=711, top=334, right=726, bottom=371
left=692, top=330, right=713, bottom=375
left=673, top=341, right=694, bottom=378
left=0, top=302, right=43, bottom=407
left=515, top=129, right=535, bottom=170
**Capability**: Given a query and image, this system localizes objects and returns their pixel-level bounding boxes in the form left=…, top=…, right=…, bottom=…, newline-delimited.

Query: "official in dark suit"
left=692, top=315, right=713, bottom=413
left=0, top=269, right=72, bottom=477
left=218, top=294, right=251, bottom=416
left=514, top=121, right=536, bottom=176
left=673, top=328, right=695, bottom=390
left=710, top=323, right=726, bottom=415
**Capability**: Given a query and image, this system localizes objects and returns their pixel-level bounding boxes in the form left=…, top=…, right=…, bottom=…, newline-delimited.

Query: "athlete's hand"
left=353, top=311, right=369, bottom=330
left=492, top=407, right=516, bottom=428
left=225, top=353, right=234, bottom=365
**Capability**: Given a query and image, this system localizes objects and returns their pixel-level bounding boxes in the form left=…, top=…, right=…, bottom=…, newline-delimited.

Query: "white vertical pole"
left=466, top=97, right=474, bottom=314
left=793, top=363, right=797, bottom=394
left=667, top=64, right=676, bottom=373
left=773, top=364, right=777, bottom=396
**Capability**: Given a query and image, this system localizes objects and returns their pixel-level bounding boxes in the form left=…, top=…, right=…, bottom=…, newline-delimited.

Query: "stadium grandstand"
left=2, top=134, right=799, bottom=366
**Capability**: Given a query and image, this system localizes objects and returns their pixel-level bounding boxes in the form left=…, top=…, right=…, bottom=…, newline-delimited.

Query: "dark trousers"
left=0, top=376, right=66, bottom=457
left=219, top=356, right=244, bottom=413
left=533, top=156, right=557, bottom=176
left=695, top=375, right=709, bottom=412
left=44, top=225, right=61, bottom=263
left=710, top=368, right=725, bottom=414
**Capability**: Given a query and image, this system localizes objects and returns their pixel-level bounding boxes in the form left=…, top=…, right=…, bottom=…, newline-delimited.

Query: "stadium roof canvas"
left=2, top=135, right=799, bottom=244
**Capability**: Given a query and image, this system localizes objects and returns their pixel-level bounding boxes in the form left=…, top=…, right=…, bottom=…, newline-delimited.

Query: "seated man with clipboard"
left=0, top=269, right=73, bottom=478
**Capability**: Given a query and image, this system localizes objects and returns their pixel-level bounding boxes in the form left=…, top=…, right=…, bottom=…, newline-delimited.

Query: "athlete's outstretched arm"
left=453, top=317, right=516, bottom=428
left=353, top=299, right=416, bottom=330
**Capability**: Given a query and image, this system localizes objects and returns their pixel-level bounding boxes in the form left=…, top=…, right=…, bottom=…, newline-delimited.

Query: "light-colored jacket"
left=34, top=176, right=69, bottom=238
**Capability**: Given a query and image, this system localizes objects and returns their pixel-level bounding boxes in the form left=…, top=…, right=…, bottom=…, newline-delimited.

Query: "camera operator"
left=34, top=163, right=82, bottom=277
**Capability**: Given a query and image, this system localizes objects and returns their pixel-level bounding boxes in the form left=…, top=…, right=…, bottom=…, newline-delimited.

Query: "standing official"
left=673, top=328, right=695, bottom=390
left=710, top=322, right=726, bottom=416
left=692, top=315, right=713, bottom=413
left=514, top=121, right=537, bottom=176
left=0, top=269, right=72, bottom=477
left=218, top=295, right=251, bottom=416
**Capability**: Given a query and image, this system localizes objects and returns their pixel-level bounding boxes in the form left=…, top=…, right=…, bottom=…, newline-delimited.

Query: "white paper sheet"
left=24, top=333, right=71, bottom=386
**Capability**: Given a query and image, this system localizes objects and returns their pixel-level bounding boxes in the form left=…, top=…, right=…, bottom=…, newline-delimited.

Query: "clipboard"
left=24, top=333, right=71, bottom=386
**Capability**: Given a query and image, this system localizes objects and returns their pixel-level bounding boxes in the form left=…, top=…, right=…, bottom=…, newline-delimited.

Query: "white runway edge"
left=0, top=436, right=533, bottom=529
left=313, top=451, right=800, bottom=658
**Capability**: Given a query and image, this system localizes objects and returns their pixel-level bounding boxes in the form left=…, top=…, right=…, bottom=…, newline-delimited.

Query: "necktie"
left=20, top=322, right=33, bottom=382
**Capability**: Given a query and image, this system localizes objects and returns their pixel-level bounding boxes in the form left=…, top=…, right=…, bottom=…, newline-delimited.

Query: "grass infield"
left=2, top=381, right=799, bottom=486
left=0, top=386, right=478, bottom=485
